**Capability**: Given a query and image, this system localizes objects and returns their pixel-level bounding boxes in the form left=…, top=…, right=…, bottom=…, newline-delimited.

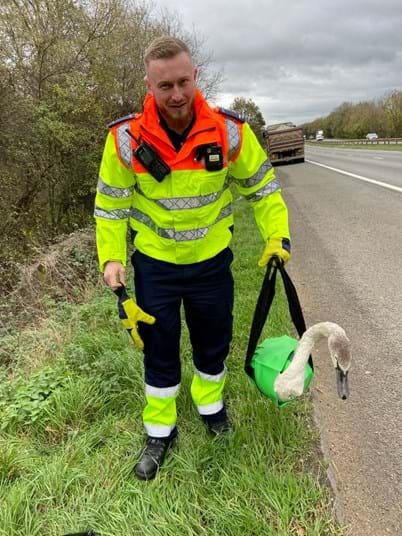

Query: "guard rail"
left=308, top=138, right=402, bottom=145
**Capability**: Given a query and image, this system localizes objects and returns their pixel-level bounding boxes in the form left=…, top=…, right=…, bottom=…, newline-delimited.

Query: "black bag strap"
left=245, top=257, right=313, bottom=379
left=113, top=284, right=130, bottom=301
left=245, top=259, right=277, bottom=378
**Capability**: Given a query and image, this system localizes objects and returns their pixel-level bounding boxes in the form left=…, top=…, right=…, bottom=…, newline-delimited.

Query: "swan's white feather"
left=274, top=322, right=351, bottom=402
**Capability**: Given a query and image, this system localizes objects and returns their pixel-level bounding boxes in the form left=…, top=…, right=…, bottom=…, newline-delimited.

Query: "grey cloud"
left=155, top=0, right=402, bottom=123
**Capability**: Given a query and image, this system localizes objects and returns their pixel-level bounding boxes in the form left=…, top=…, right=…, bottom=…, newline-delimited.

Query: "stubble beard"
left=164, top=103, right=193, bottom=133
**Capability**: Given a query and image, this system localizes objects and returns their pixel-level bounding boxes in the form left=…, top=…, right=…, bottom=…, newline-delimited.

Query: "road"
left=306, top=144, right=402, bottom=189
left=275, top=145, right=402, bottom=535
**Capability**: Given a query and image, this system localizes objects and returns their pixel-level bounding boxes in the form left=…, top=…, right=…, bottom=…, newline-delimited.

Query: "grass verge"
left=306, top=141, right=402, bottom=151
left=0, top=199, right=342, bottom=536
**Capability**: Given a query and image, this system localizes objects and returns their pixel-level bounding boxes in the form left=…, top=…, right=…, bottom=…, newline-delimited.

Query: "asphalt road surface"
left=276, top=145, right=402, bottom=535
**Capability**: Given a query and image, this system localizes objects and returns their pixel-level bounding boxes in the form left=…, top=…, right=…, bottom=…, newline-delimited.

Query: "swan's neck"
left=274, top=322, right=350, bottom=402
left=287, top=330, right=316, bottom=375
left=282, top=323, right=345, bottom=377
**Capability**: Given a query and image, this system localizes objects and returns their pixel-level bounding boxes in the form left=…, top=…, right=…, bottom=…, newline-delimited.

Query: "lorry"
left=263, top=122, right=304, bottom=164
left=315, top=129, right=324, bottom=141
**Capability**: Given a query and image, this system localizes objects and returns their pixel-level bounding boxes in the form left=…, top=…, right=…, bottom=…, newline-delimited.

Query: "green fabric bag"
left=245, top=258, right=314, bottom=407
left=251, top=335, right=314, bottom=407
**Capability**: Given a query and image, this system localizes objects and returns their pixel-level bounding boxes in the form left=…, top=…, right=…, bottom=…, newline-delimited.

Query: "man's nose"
left=170, top=85, right=183, bottom=100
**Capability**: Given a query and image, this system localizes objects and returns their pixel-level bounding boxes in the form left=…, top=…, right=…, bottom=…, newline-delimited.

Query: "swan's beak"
left=336, top=366, right=349, bottom=400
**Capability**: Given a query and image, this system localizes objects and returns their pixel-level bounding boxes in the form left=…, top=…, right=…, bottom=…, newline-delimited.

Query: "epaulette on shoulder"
left=217, top=107, right=245, bottom=123
left=107, top=113, right=138, bottom=129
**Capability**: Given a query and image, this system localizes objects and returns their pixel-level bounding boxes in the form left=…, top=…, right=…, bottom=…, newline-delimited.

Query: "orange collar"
left=135, top=90, right=225, bottom=164
left=140, top=89, right=217, bottom=134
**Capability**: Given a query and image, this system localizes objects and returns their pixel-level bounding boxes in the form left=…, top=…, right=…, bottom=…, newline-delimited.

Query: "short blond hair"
left=144, top=36, right=192, bottom=67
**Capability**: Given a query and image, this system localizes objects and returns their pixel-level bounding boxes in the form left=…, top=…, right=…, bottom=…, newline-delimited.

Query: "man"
left=94, top=36, right=290, bottom=480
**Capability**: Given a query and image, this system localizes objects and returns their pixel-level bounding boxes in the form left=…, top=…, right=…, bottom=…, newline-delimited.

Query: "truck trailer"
left=263, top=122, right=304, bottom=164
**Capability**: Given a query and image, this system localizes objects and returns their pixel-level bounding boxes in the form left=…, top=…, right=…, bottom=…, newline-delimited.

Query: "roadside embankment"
left=0, top=203, right=343, bottom=535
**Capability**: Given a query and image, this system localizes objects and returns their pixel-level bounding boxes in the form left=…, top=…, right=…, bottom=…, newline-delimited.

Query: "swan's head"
left=328, top=332, right=351, bottom=400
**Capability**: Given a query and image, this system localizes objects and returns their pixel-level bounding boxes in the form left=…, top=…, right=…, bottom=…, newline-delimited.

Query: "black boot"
left=203, top=407, right=232, bottom=436
left=135, top=428, right=177, bottom=480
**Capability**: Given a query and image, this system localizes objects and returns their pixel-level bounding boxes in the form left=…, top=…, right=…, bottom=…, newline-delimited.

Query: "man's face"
left=145, top=51, right=197, bottom=130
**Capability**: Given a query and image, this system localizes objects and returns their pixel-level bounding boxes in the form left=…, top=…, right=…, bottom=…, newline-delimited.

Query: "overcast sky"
left=154, top=0, right=402, bottom=125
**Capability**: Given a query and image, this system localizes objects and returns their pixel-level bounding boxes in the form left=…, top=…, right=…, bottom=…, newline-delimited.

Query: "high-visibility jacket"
left=94, top=89, right=289, bottom=270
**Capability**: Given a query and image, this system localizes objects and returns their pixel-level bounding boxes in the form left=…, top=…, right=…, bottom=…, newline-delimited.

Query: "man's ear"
left=144, top=75, right=152, bottom=94
left=193, top=67, right=198, bottom=81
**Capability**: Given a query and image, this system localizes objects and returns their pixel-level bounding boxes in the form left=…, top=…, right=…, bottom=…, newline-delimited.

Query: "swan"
left=274, top=322, right=351, bottom=403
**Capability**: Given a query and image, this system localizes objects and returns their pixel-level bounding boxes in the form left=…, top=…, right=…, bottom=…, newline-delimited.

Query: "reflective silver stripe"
left=145, top=384, right=180, bottom=399
left=94, top=205, right=130, bottom=220
left=116, top=123, right=132, bottom=168
left=97, top=177, right=134, bottom=198
left=196, top=400, right=224, bottom=416
left=134, top=182, right=229, bottom=210
left=231, top=159, right=273, bottom=188
left=195, top=366, right=226, bottom=383
left=130, top=203, right=232, bottom=241
left=144, top=424, right=176, bottom=438
left=245, top=179, right=281, bottom=202
left=226, top=118, right=240, bottom=159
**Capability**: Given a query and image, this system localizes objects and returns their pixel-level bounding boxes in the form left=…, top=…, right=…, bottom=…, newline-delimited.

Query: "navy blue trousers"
left=132, top=248, right=234, bottom=388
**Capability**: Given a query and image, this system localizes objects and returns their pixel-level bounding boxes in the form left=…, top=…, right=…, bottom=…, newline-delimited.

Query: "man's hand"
left=104, top=261, right=126, bottom=289
left=258, top=237, right=291, bottom=267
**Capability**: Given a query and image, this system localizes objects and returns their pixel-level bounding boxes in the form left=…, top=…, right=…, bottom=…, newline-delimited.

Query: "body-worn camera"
left=195, top=144, right=224, bottom=171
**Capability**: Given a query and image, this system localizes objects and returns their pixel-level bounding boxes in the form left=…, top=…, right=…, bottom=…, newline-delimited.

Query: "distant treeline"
left=0, top=0, right=220, bottom=290
left=301, top=90, right=402, bottom=139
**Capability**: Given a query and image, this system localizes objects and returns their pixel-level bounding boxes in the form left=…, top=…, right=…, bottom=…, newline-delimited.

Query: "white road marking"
left=373, top=156, right=384, bottom=160
left=306, top=159, right=402, bottom=193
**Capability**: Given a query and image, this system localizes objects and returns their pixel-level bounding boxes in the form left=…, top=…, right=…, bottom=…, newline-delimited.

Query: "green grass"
left=0, top=199, right=342, bottom=535
left=306, top=141, right=402, bottom=151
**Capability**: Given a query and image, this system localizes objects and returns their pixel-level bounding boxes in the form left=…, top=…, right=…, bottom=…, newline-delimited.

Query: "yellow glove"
left=121, top=298, right=156, bottom=350
left=114, top=286, right=156, bottom=350
left=258, top=237, right=291, bottom=267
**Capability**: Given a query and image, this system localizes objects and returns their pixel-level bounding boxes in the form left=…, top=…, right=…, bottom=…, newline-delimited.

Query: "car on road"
left=366, top=133, right=378, bottom=140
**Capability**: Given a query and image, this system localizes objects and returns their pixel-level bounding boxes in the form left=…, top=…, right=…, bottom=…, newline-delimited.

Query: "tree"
left=383, top=90, right=402, bottom=137
left=229, top=97, right=266, bottom=144
left=302, top=90, right=402, bottom=139
left=0, top=0, right=223, bottom=288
